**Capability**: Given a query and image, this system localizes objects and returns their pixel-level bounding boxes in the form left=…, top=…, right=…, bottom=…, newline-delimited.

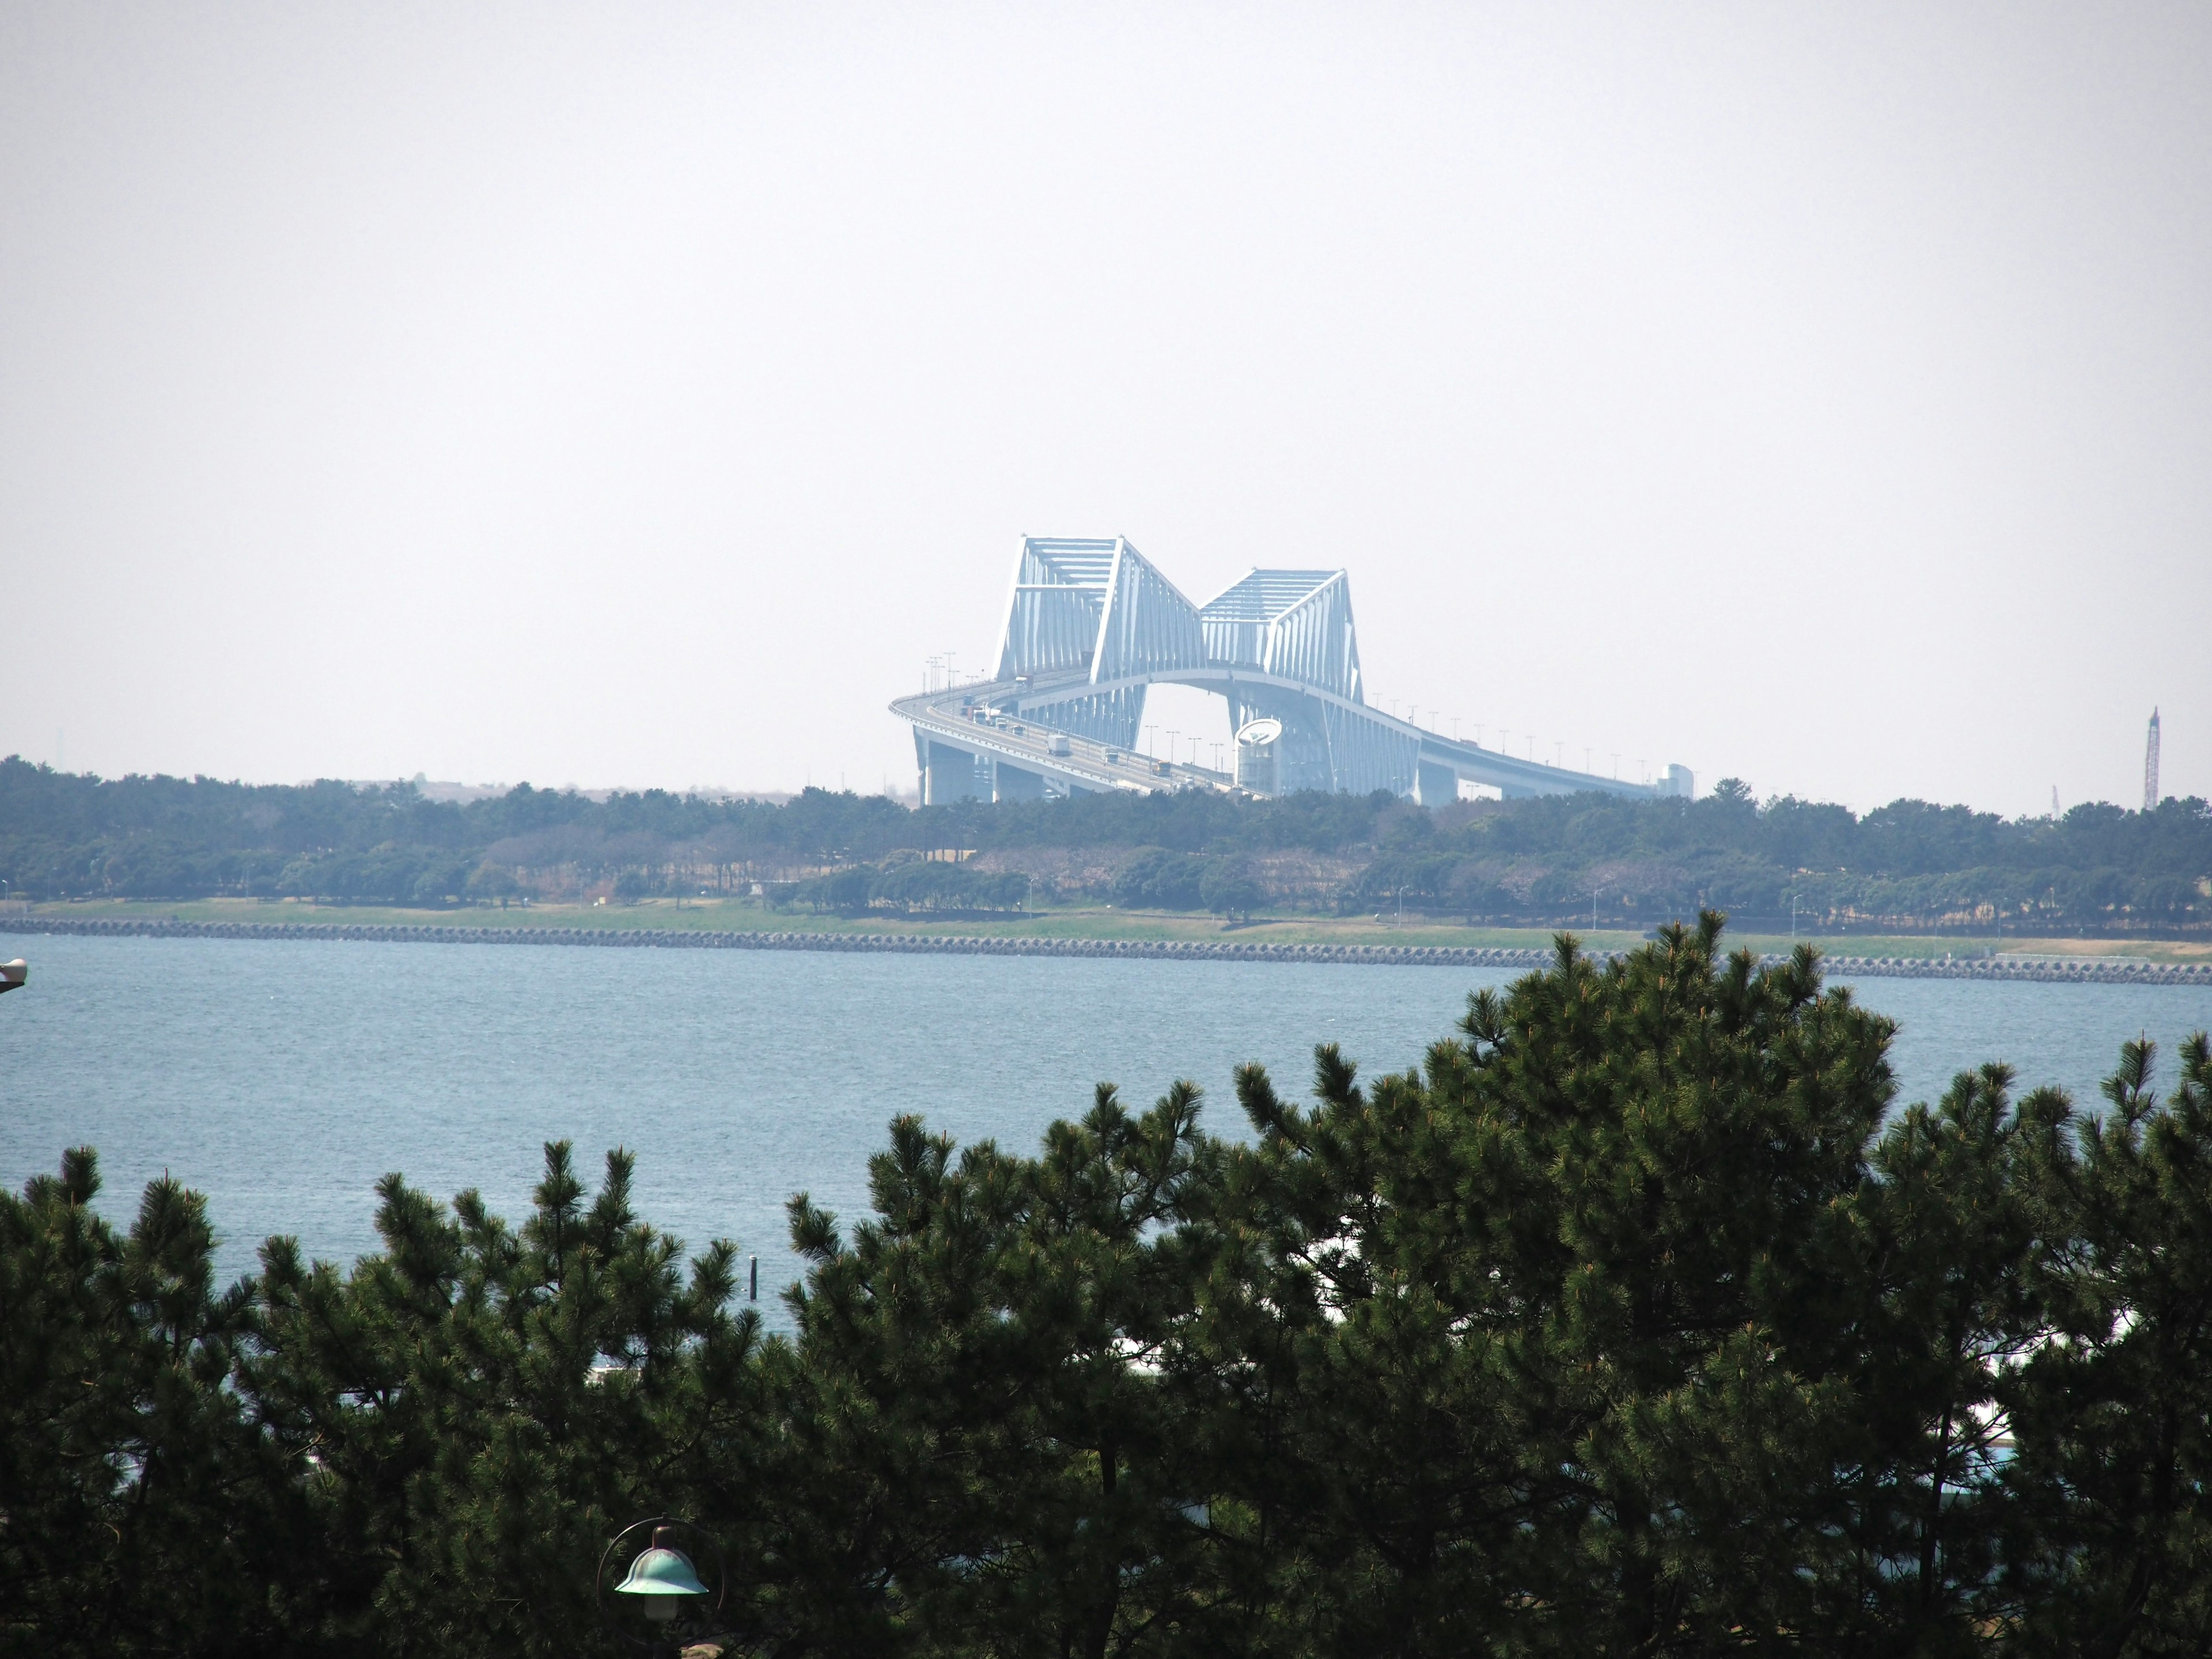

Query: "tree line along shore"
left=2, top=755, right=2208, bottom=939
left=10, top=919, right=2212, bottom=1656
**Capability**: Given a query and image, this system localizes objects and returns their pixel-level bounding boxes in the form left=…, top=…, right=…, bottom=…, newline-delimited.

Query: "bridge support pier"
left=1415, top=759, right=1460, bottom=808
left=993, top=762, right=1046, bottom=803
left=925, top=741, right=984, bottom=805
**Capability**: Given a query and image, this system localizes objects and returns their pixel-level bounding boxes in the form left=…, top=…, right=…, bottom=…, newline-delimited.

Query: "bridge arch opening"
left=1137, top=683, right=1235, bottom=771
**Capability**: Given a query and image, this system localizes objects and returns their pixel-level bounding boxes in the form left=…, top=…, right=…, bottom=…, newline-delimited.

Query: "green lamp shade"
left=616, top=1530, right=710, bottom=1599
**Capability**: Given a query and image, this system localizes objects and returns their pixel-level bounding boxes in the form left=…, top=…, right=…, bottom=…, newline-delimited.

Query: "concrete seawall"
left=3, top=915, right=2207, bottom=986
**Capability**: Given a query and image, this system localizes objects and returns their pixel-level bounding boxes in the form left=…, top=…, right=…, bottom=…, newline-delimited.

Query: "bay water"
left=6, top=934, right=2210, bottom=1313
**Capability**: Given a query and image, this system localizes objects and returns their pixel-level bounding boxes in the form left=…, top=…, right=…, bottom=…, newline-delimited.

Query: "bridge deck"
left=896, top=685, right=1232, bottom=797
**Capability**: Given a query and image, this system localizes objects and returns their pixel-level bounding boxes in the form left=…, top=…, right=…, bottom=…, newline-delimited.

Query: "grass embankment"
left=12, top=896, right=2210, bottom=962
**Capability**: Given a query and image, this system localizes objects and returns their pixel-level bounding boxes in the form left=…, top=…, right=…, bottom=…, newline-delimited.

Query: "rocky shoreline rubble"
left=4, top=915, right=2207, bottom=985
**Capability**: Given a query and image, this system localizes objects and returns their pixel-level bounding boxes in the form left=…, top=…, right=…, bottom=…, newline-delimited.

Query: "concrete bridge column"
left=1415, top=759, right=1460, bottom=807
left=925, top=741, right=984, bottom=804
left=993, top=761, right=1046, bottom=802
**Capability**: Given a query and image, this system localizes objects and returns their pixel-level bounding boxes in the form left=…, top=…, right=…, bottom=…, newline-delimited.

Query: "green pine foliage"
left=238, top=1145, right=772, bottom=1657
left=0, top=1152, right=289, bottom=1656
left=7, top=918, right=2212, bottom=1654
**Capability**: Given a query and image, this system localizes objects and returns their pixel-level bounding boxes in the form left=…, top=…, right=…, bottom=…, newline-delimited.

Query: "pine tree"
left=240, top=1142, right=768, bottom=1658
left=770, top=1083, right=1233, bottom=1658
left=2008, top=1034, right=2212, bottom=1656
left=1205, top=916, right=1913, bottom=1653
left=0, top=1150, right=289, bottom=1656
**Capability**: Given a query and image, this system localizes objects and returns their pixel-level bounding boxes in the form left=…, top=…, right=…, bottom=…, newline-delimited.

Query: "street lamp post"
left=600, top=1517, right=727, bottom=1659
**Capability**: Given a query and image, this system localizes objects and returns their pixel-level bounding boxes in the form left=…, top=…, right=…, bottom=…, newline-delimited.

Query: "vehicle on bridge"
left=894, top=537, right=1694, bottom=807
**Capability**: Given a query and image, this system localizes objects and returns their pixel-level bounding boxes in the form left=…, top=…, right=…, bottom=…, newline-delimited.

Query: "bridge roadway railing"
left=5, top=916, right=2207, bottom=986
left=895, top=687, right=1230, bottom=796
left=907, top=672, right=1654, bottom=809
left=904, top=671, right=1656, bottom=803
left=1041, top=664, right=1656, bottom=800
left=1413, top=728, right=1653, bottom=801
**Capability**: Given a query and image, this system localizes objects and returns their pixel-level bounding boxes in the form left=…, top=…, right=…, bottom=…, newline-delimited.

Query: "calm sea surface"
left=6, top=934, right=2211, bottom=1310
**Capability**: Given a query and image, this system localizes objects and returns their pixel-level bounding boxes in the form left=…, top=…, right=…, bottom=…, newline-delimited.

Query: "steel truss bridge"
left=894, top=537, right=1692, bottom=807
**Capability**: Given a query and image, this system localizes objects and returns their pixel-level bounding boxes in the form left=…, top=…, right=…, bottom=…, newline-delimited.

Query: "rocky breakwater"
left=3, top=916, right=2210, bottom=986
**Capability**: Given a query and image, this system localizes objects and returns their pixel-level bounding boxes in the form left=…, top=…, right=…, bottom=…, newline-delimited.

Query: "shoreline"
left=5, top=914, right=2207, bottom=986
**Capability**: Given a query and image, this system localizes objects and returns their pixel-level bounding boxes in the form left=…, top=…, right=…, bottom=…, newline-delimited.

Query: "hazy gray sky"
left=3, top=2, right=2206, bottom=815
